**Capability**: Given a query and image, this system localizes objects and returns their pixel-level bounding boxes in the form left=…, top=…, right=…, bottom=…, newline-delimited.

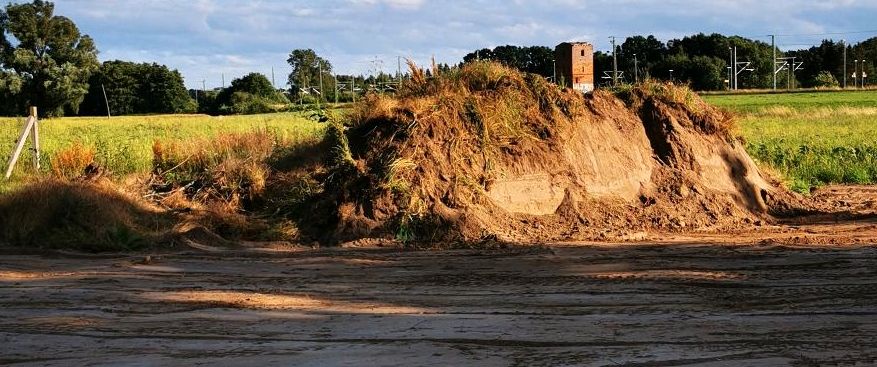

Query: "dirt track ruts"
left=1, top=242, right=876, bottom=366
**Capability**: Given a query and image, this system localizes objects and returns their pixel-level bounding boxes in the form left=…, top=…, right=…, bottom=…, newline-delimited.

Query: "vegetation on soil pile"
left=704, top=90, right=877, bottom=192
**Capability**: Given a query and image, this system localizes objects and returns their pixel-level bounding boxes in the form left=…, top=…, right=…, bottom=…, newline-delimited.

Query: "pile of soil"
left=309, top=62, right=809, bottom=244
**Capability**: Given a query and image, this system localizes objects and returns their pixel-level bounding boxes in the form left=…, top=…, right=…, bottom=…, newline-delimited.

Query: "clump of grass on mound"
left=617, top=80, right=738, bottom=141
left=0, top=180, right=173, bottom=252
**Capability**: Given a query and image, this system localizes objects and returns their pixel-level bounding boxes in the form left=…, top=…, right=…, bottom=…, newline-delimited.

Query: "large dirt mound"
left=310, top=62, right=808, bottom=244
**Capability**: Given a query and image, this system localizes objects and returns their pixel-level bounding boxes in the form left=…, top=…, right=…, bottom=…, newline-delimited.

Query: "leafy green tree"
left=80, top=61, right=195, bottom=116
left=787, top=40, right=844, bottom=88
left=193, top=89, right=218, bottom=114
left=813, top=71, right=840, bottom=88
left=287, top=49, right=333, bottom=100
left=0, top=0, right=98, bottom=116
left=853, top=37, right=876, bottom=86
left=666, top=33, right=778, bottom=89
left=593, top=51, right=614, bottom=87
left=619, top=35, right=667, bottom=80
left=213, top=72, right=288, bottom=115
left=139, top=63, right=196, bottom=114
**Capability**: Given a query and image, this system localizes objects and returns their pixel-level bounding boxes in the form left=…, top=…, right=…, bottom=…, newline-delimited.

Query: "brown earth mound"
left=306, top=62, right=811, bottom=244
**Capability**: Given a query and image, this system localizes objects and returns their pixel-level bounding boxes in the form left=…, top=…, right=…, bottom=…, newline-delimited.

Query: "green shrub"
left=813, top=71, right=840, bottom=88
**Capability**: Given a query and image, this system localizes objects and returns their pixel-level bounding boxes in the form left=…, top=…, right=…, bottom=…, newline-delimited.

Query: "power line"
left=772, top=29, right=877, bottom=38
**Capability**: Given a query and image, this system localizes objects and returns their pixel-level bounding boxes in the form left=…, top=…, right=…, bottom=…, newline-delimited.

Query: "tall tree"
left=210, top=72, right=289, bottom=115
left=80, top=61, right=195, bottom=116
left=287, top=49, right=333, bottom=99
left=618, top=35, right=666, bottom=81
left=0, top=0, right=98, bottom=116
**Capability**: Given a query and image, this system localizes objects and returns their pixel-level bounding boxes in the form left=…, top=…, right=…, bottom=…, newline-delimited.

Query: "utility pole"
left=334, top=74, right=339, bottom=104
left=271, top=67, right=276, bottom=89
left=318, top=63, right=324, bottom=107
left=733, top=46, right=738, bottom=90
left=728, top=47, right=734, bottom=90
left=863, top=61, right=869, bottom=88
left=101, top=83, right=111, bottom=118
left=201, top=79, right=206, bottom=91
left=771, top=35, right=776, bottom=90
left=727, top=66, right=732, bottom=90
left=843, top=40, right=848, bottom=88
left=610, top=36, right=618, bottom=86
left=633, top=54, right=639, bottom=84
left=397, top=56, right=402, bottom=86
left=221, top=74, right=225, bottom=89
left=855, top=60, right=860, bottom=88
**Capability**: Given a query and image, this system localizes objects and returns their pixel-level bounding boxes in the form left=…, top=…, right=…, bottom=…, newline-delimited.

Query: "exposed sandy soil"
left=2, top=187, right=877, bottom=366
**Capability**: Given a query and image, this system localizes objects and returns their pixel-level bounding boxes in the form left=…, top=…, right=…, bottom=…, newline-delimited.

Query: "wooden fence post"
left=4, top=107, right=39, bottom=179
left=30, top=107, right=40, bottom=171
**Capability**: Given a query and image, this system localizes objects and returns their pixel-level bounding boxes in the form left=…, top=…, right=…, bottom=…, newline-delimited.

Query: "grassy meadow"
left=703, top=90, right=877, bottom=192
left=0, top=113, right=325, bottom=192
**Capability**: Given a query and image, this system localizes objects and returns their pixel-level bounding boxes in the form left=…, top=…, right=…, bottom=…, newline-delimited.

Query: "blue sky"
left=49, top=0, right=877, bottom=89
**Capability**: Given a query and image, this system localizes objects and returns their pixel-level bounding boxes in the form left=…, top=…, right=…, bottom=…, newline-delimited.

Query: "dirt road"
left=1, top=237, right=876, bottom=366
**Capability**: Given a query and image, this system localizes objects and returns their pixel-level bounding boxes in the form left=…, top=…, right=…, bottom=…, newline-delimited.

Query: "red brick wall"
left=555, top=42, right=594, bottom=92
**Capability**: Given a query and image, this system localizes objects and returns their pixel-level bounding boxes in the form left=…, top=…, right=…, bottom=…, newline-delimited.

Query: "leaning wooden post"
left=30, top=107, right=40, bottom=171
left=4, top=107, right=37, bottom=179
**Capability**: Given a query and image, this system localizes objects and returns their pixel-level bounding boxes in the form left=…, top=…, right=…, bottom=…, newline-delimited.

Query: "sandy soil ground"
left=1, top=187, right=877, bottom=366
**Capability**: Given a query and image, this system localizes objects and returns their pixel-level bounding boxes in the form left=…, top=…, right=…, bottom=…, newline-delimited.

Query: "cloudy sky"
left=49, top=0, right=877, bottom=89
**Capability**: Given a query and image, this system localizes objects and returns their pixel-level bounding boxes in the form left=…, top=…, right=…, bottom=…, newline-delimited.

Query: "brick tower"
left=555, top=42, right=594, bottom=93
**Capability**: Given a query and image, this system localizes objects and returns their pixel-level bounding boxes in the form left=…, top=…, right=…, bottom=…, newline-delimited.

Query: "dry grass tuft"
left=50, top=143, right=96, bottom=179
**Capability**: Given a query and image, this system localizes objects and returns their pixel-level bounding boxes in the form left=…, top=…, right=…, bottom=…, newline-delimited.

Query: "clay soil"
left=1, top=186, right=876, bottom=366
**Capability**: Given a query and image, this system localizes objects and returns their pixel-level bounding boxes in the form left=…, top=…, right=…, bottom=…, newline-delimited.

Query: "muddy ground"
left=2, top=188, right=877, bottom=366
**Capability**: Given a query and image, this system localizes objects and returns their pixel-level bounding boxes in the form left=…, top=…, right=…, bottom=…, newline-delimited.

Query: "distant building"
left=555, top=42, right=594, bottom=93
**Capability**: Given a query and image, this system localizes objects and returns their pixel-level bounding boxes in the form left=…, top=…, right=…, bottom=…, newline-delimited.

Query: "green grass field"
left=0, top=113, right=325, bottom=191
left=703, top=90, right=877, bottom=192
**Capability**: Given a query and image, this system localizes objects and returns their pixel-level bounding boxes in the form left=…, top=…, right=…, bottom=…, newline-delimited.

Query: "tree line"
left=463, top=34, right=877, bottom=90
left=0, top=1, right=199, bottom=117
left=3, top=1, right=875, bottom=118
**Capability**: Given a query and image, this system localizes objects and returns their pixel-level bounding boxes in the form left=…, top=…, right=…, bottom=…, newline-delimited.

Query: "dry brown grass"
left=755, top=105, right=877, bottom=118
left=0, top=179, right=173, bottom=251
left=152, top=130, right=278, bottom=206
left=50, top=143, right=95, bottom=179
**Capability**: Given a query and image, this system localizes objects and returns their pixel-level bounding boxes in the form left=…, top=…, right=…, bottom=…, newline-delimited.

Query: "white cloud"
left=347, top=0, right=426, bottom=9
left=48, top=0, right=877, bottom=88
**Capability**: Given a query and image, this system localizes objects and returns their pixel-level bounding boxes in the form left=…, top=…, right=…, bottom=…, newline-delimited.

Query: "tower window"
left=580, top=50, right=585, bottom=57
